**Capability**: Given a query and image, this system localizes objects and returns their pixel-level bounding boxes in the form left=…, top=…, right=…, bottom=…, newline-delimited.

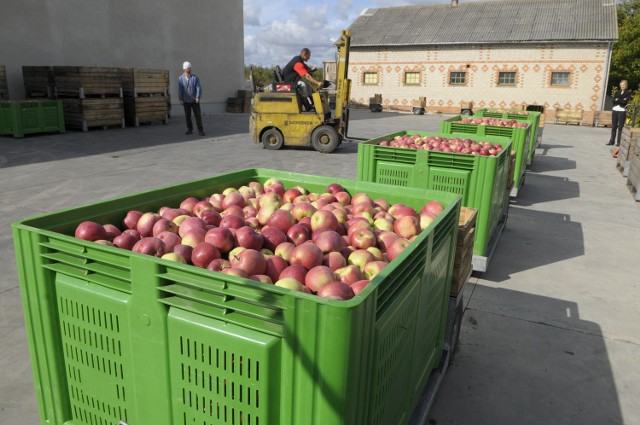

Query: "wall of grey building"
left=0, top=0, right=244, bottom=114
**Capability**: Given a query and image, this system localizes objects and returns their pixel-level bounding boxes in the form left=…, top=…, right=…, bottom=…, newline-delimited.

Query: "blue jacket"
left=178, top=73, right=202, bottom=103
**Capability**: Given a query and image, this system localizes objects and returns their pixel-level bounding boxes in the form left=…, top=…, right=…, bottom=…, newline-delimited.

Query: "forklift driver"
left=282, top=48, right=323, bottom=111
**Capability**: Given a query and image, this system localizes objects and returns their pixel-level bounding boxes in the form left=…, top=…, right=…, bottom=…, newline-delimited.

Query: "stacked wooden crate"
left=22, top=66, right=55, bottom=98
left=226, top=90, right=252, bottom=113
left=0, top=66, right=8, bottom=99
left=626, top=137, right=640, bottom=201
left=120, top=68, right=169, bottom=126
left=595, top=110, right=612, bottom=128
left=617, top=127, right=640, bottom=177
left=451, top=207, right=477, bottom=296
left=54, top=66, right=124, bottom=131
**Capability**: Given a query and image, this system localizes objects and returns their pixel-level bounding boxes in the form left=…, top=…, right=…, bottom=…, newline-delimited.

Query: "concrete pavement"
left=1, top=110, right=638, bottom=424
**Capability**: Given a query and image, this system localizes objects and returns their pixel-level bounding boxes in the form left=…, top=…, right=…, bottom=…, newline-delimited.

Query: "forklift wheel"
left=413, top=107, right=424, bottom=115
left=261, top=128, right=284, bottom=150
left=461, top=109, right=473, bottom=116
left=311, top=125, right=339, bottom=153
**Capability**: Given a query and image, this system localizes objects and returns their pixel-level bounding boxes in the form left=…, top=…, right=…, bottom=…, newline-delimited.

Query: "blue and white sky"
left=243, top=0, right=453, bottom=68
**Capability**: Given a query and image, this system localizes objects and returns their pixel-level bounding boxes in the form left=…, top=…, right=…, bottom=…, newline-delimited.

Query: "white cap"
left=183, top=61, right=192, bottom=70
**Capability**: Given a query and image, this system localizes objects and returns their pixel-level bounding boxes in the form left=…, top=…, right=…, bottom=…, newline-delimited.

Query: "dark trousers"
left=183, top=102, right=203, bottom=132
left=609, top=110, right=626, bottom=145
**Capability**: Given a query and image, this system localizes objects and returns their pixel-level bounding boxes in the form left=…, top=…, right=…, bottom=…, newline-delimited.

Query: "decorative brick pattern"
left=349, top=42, right=610, bottom=113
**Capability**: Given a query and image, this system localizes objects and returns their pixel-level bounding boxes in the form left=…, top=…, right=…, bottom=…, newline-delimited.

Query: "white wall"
left=0, top=0, right=244, bottom=114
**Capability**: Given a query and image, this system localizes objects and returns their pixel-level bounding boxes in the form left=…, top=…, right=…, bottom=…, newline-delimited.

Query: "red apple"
left=179, top=197, right=199, bottom=212
left=230, top=248, right=267, bottom=276
left=200, top=209, right=222, bottom=226
left=156, top=231, right=182, bottom=252
left=152, top=218, right=178, bottom=237
left=317, top=281, right=355, bottom=300
left=173, top=244, right=194, bottom=264
left=132, top=237, right=166, bottom=257
left=221, top=267, right=249, bottom=279
left=222, top=191, right=246, bottom=210
left=178, top=216, right=206, bottom=237
left=286, top=223, right=311, bottom=246
left=289, top=243, right=324, bottom=270
left=123, top=210, right=144, bottom=230
left=421, top=200, right=444, bottom=218
left=334, top=191, right=351, bottom=206
left=313, top=230, right=344, bottom=253
left=267, top=209, right=296, bottom=233
left=274, top=241, right=296, bottom=262
left=350, top=228, right=376, bottom=249
left=326, top=183, right=345, bottom=195
left=75, top=221, right=109, bottom=241
left=181, top=228, right=207, bottom=248
left=205, top=227, right=234, bottom=253
left=393, top=216, right=421, bottom=239
left=274, top=277, right=307, bottom=292
left=363, top=260, right=387, bottom=280
left=387, top=238, right=411, bottom=262
left=112, top=232, right=139, bottom=250
left=348, top=249, right=376, bottom=271
left=279, top=264, right=308, bottom=284
left=305, top=265, right=338, bottom=292
left=291, top=202, right=317, bottom=221
left=206, top=258, right=231, bottom=272
left=351, top=279, right=371, bottom=295
left=250, top=275, right=273, bottom=284
left=310, top=209, right=340, bottom=233
left=323, top=251, right=347, bottom=271
left=136, top=212, right=162, bottom=238
left=265, top=255, right=289, bottom=283
left=219, top=213, right=246, bottom=230
left=335, top=265, right=363, bottom=285
left=234, top=226, right=264, bottom=250
left=261, top=226, right=288, bottom=251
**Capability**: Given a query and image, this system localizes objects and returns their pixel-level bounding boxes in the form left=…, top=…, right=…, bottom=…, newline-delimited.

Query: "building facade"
left=347, top=0, right=618, bottom=122
left=0, top=1, right=244, bottom=114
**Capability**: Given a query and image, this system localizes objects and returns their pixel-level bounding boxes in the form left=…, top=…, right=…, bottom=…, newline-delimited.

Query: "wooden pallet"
left=62, top=98, right=124, bottom=131
left=124, top=95, right=168, bottom=126
left=595, top=110, right=612, bottom=128
left=22, top=66, right=55, bottom=98
left=54, top=66, right=122, bottom=98
left=0, top=65, right=8, bottom=99
left=555, top=109, right=583, bottom=125
left=119, top=67, right=169, bottom=97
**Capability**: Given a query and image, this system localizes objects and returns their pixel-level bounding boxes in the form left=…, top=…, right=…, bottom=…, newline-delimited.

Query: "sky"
left=243, top=0, right=453, bottom=68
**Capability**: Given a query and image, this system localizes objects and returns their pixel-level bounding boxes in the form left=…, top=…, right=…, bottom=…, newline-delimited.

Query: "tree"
left=609, top=0, right=640, bottom=93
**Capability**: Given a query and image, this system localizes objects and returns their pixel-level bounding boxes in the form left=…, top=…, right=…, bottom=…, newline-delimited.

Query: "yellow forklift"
left=249, top=30, right=352, bottom=153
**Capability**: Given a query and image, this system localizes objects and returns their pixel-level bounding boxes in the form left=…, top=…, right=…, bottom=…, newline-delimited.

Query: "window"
left=404, top=72, right=421, bottom=85
left=449, top=72, right=466, bottom=85
left=498, top=72, right=516, bottom=86
left=363, top=72, right=378, bottom=85
left=551, top=72, right=571, bottom=86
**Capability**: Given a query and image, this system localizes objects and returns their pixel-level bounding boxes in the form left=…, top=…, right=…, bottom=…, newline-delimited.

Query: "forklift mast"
left=333, top=30, right=351, bottom=123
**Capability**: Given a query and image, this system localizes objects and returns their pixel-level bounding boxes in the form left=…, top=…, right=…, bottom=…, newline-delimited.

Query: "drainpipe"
left=601, top=41, right=612, bottom=110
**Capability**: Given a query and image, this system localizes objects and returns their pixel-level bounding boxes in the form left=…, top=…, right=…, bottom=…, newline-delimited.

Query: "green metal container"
left=0, top=99, right=65, bottom=138
left=12, top=168, right=461, bottom=425
left=440, top=116, right=531, bottom=196
left=356, top=131, right=511, bottom=259
left=473, top=109, right=541, bottom=165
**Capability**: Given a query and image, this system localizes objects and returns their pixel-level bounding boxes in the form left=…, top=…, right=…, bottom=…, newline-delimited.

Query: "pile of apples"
left=378, top=134, right=504, bottom=156
left=486, top=109, right=529, bottom=115
left=456, top=117, right=529, bottom=128
left=74, top=179, right=445, bottom=301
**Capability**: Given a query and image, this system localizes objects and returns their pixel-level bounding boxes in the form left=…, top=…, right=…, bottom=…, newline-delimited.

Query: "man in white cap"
left=178, top=61, right=205, bottom=136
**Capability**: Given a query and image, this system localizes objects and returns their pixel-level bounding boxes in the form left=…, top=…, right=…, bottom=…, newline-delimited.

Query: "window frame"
left=403, top=71, right=421, bottom=86
left=363, top=71, right=379, bottom=86
left=550, top=71, right=571, bottom=87
left=449, top=71, right=467, bottom=86
left=498, top=71, right=517, bottom=86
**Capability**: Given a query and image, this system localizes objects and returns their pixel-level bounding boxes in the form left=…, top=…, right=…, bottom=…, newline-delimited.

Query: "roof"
left=348, top=0, right=618, bottom=47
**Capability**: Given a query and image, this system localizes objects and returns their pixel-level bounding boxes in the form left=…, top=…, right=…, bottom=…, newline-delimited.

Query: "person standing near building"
left=607, top=80, right=631, bottom=146
left=178, top=61, right=205, bottom=136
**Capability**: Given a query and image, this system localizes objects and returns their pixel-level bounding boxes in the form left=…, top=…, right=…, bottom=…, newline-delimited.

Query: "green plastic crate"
left=440, top=116, right=531, bottom=196
left=0, top=100, right=65, bottom=138
left=474, top=109, right=541, bottom=165
left=356, top=131, right=511, bottom=259
left=12, top=168, right=461, bottom=425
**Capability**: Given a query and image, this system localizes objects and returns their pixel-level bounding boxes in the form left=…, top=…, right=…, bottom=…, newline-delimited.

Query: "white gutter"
left=601, top=41, right=613, bottom=111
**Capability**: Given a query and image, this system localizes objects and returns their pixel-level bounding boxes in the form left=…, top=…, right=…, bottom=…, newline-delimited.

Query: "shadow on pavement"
left=511, top=173, right=580, bottom=207
left=481, top=207, right=584, bottom=282
left=528, top=154, right=577, bottom=174
left=430, top=286, right=622, bottom=424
